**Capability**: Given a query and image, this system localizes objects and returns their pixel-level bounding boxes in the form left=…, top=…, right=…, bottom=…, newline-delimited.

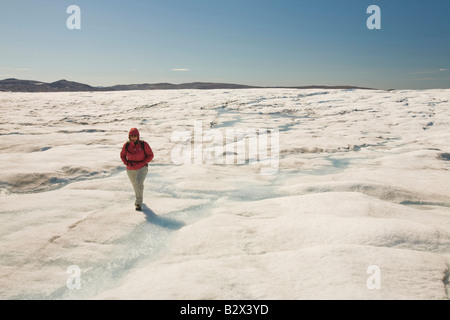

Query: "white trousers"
left=126, top=166, right=148, bottom=206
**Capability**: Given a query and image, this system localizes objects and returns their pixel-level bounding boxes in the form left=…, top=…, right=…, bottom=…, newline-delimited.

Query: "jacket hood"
left=129, top=128, right=140, bottom=140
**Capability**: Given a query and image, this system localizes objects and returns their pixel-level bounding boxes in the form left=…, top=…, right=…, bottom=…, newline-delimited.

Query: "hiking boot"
left=135, top=204, right=142, bottom=211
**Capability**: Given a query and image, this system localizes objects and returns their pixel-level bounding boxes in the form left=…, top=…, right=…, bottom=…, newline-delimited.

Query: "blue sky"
left=1, top=0, right=449, bottom=89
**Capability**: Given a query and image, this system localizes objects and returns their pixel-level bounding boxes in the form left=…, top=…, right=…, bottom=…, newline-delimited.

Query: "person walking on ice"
left=120, top=128, right=154, bottom=211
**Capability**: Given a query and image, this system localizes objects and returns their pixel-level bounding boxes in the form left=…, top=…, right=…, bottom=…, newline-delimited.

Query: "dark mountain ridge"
left=0, top=78, right=376, bottom=92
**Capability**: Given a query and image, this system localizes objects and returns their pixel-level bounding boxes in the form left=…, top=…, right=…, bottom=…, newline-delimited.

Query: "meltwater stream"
left=48, top=203, right=199, bottom=300
left=14, top=166, right=284, bottom=300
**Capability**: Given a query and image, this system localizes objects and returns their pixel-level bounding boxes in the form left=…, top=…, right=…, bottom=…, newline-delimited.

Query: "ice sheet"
left=0, top=88, right=449, bottom=299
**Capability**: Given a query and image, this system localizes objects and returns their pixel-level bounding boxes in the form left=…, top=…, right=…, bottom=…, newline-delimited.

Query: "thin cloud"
left=412, top=68, right=449, bottom=75
left=6, top=67, right=31, bottom=71
left=171, top=68, right=189, bottom=72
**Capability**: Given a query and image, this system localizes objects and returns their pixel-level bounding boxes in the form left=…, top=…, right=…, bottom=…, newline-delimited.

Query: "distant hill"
left=0, top=78, right=375, bottom=92
left=0, top=79, right=97, bottom=92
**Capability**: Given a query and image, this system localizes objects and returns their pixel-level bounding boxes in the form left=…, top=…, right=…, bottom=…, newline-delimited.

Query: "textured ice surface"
left=0, top=89, right=449, bottom=299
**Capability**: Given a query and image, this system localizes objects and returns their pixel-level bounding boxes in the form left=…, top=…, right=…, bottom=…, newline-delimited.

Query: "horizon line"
left=2, top=77, right=449, bottom=91
left=0, top=77, right=385, bottom=91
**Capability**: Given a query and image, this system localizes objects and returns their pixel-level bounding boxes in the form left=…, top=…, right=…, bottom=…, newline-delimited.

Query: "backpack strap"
left=141, top=141, right=147, bottom=157
left=125, top=141, right=147, bottom=157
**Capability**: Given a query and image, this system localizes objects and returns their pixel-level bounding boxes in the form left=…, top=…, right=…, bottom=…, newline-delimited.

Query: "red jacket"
left=120, top=128, right=154, bottom=170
